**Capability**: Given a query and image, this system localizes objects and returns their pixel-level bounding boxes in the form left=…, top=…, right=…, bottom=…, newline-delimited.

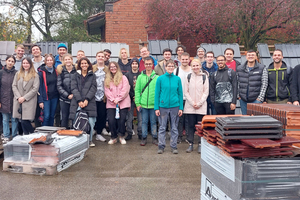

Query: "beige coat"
left=183, top=71, right=209, bottom=115
left=12, top=72, right=40, bottom=120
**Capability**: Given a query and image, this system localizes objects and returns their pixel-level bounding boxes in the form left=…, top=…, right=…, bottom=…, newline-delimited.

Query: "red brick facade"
left=105, top=0, right=149, bottom=57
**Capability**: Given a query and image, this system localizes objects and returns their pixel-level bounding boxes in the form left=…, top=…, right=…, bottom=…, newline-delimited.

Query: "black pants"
left=96, top=100, right=107, bottom=134
left=60, top=100, right=71, bottom=128
left=107, top=108, right=128, bottom=139
left=34, top=101, right=41, bottom=128
left=214, top=102, right=235, bottom=115
left=186, top=114, right=203, bottom=144
left=21, top=120, right=34, bottom=135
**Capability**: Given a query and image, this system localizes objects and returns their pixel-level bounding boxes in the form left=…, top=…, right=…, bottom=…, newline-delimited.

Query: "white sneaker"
left=2, top=137, right=9, bottom=144
left=96, top=134, right=106, bottom=142
left=108, top=138, right=117, bottom=144
left=89, top=141, right=95, bottom=147
left=132, top=130, right=135, bottom=136
left=102, top=128, right=109, bottom=135
left=107, top=132, right=111, bottom=136
left=119, top=137, right=126, bottom=145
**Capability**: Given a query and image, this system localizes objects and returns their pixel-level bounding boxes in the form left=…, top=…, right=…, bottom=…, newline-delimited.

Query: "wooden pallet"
left=3, top=160, right=58, bottom=175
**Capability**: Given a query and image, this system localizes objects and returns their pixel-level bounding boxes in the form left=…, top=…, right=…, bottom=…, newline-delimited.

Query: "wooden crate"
left=3, top=160, right=57, bottom=175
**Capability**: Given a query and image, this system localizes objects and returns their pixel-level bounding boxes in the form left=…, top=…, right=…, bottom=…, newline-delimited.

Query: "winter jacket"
left=0, top=66, right=17, bottom=113
left=154, top=72, right=183, bottom=110
left=57, top=65, right=77, bottom=103
left=69, top=70, right=97, bottom=120
left=118, top=58, right=132, bottom=75
left=184, top=70, right=209, bottom=115
left=12, top=72, right=39, bottom=120
left=139, top=56, right=157, bottom=72
left=38, top=64, right=59, bottom=103
left=202, top=61, right=218, bottom=79
left=135, top=70, right=158, bottom=109
left=54, top=55, right=62, bottom=68
left=93, top=65, right=106, bottom=102
left=210, top=66, right=238, bottom=104
left=125, top=70, right=141, bottom=100
left=290, top=64, right=300, bottom=102
left=105, top=75, right=131, bottom=109
left=236, top=60, right=268, bottom=102
left=266, top=61, right=292, bottom=102
left=155, top=60, right=167, bottom=76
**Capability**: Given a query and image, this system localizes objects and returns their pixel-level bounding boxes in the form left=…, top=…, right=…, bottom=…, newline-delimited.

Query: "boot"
left=186, top=144, right=193, bottom=153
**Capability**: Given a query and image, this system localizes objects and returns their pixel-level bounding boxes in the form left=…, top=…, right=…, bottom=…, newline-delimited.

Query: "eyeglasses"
left=166, top=65, right=175, bottom=68
left=217, top=60, right=225, bottom=62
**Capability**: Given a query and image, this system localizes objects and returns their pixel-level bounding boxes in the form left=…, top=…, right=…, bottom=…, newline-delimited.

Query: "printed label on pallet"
left=201, top=174, right=232, bottom=200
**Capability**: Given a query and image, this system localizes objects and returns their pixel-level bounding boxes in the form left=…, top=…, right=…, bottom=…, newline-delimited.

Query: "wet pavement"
left=0, top=134, right=201, bottom=200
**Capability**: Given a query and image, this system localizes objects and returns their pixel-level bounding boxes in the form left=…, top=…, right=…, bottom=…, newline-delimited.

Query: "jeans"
left=42, top=98, right=58, bottom=126
left=186, top=114, right=203, bottom=144
left=2, top=113, right=18, bottom=138
left=60, top=100, right=71, bottom=128
left=141, top=108, right=157, bottom=139
left=157, top=107, right=179, bottom=149
left=178, top=100, right=188, bottom=138
left=88, top=117, right=96, bottom=142
left=21, top=120, right=34, bottom=135
left=207, top=96, right=216, bottom=115
left=107, top=108, right=128, bottom=139
left=240, top=99, right=262, bottom=115
left=126, top=100, right=142, bottom=136
left=96, top=100, right=107, bottom=134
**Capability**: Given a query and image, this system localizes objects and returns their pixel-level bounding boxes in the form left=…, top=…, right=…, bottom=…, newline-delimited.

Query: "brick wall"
left=105, top=0, right=149, bottom=58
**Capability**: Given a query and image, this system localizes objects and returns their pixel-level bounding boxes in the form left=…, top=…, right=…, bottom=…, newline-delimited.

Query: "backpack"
left=73, top=110, right=90, bottom=134
left=187, top=73, right=206, bottom=84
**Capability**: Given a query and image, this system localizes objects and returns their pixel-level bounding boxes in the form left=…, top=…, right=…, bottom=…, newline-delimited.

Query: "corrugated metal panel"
left=200, top=43, right=241, bottom=59
left=260, top=58, right=272, bottom=67
left=257, top=43, right=271, bottom=58
left=0, top=41, right=16, bottom=65
left=159, top=40, right=170, bottom=54
left=168, top=40, right=178, bottom=54
left=37, top=42, right=68, bottom=55
left=148, top=40, right=160, bottom=55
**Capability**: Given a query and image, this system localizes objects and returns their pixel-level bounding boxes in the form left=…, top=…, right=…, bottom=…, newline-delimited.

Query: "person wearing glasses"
left=210, top=55, right=238, bottom=115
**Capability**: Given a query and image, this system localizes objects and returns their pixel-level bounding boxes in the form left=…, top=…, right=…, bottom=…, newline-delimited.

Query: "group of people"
left=1, top=43, right=300, bottom=155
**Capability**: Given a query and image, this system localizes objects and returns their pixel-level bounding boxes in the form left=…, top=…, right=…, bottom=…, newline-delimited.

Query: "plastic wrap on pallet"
left=201, top=138, right=300, bottom=199
left=3, top=133, right=89, bottom=175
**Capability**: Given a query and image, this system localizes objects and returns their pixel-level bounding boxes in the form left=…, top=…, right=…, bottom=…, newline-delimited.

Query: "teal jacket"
left=154, top=72, right=183, bottom=110
left=135, top=70, right=158, bottom=109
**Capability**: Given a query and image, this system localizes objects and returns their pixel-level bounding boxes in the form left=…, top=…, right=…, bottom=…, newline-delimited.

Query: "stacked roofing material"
left=247, top=103, right=300, bottom=147
left=3, top=129, right=89, bottom=175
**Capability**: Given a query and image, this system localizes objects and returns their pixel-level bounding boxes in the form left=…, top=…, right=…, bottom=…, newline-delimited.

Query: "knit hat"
left=131, top=57, right=139, bottom=68
left=197, top=47, right=206, bottom=53
left=57, top=43, right=67, bottom=50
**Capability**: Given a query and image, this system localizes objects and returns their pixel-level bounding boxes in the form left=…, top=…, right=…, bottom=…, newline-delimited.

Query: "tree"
left=144, top=0, right=300, bottom=49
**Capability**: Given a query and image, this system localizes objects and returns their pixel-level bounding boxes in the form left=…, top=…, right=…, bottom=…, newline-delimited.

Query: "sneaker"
left=198, top=144, right=201, bottom=153
left=119, top=137, right=126, bottom=145
left=2, top=137, right=9, bottom=144
left=102, top=128, right=109, bottom=136
left=140, top=138, right=147, bottom=146
left=132, top=130, right=135, bottom=136
left=89, top=141, right=95, bottom=147
left=125, top=134, right=132, bottom=141
left=171, top=148, right=178, bottom=154
left=107, top=132, right=112, bottom=136
left=157, top=148, right=164, bottom=154
left=96, top=134, right=106, bottom=142
left=108, top=138, right=117, bottom=144
left=177, top=137, right=182, bottom=144
left=186, top=144, right=193, bottom=153
left=152, top=138, right=158, bottom=146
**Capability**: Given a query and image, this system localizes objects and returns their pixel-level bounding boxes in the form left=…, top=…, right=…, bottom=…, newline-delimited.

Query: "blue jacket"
left=54, top=55, right=62, bottom=68
left=154, top=72, right=183, bottom=110
left=202, top=61, right=218, bottom=79
left=139, top=55, right=158, bottom=66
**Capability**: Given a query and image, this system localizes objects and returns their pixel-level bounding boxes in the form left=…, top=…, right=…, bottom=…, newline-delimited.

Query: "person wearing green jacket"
left=135, top=57, right=159, bottom=146
left=154, top=60, right=183, bottom=154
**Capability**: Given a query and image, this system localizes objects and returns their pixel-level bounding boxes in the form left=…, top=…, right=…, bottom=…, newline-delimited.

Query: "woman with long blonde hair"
left=57, top=54, right=76, bottom=128
left=104, top=61, right=131, bottom=145
left=12, top=57, right=39, bottom=135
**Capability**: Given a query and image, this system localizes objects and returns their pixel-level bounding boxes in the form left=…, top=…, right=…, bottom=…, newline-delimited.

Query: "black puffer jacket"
left=69, top=70, right=97, bottom=120
left=290, top=64, right=300, bottom=102
left=266, top=61, right=292, bottom=102
left=0, top=66, right=17, bottom=113
left=57, top=65, right=77, bottom=102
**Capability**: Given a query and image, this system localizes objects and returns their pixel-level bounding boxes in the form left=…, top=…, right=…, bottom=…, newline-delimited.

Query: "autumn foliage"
left=144, top=0, right=300, bottom=50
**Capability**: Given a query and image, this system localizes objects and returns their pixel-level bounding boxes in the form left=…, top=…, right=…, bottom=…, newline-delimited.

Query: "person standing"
left=155, top=48, right=173, bottom=76
left=135, top=57, right=158, bottom=145
left=210, top=55, right=238, bottom=114
left=69, top=58, right=97, bottom=147
left=54, top=43, right=68, bottom=68
left=224, top=48, right=241, bottom=71
left=31, top=45, right=44, bottom=71
left=118, top=48, right=131, bottom=75
left=0, top=56, right=18, bottom=144
left=154, top=60, right=183, bottom=154
left=138, top=47, right=157, bottom=72
left=184, top=59, right=209, bottom=153
left=104, top=61, right=131, bottom=145
left=12, top=58, right=39, bottom=135
left=125, top=57, right=142, bottom=141
left=14, top=44, right=25, bottom=71
left=195, top=47, right=206, bottom=64
left=38, top=54, right=59, bottom=126
left=174, top=45, right=186, bottom=67
left=236, top=50, right=268, bottom=115
left=57, top=54, right=77, bottom=128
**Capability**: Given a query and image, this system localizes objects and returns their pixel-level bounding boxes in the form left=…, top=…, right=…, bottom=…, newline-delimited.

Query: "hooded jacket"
left=202, top=61, right=218, bottom=79
left=56, top=64, right=77, bottom=103
left=118, top=58, right=132, bottom=75
left=38, top=64, right=59, bottom=103
left=135, top=70, right=158, bottom=109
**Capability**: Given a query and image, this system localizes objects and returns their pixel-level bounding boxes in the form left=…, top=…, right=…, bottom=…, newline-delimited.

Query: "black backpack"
left=73, top=110, right=90, bottom=134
